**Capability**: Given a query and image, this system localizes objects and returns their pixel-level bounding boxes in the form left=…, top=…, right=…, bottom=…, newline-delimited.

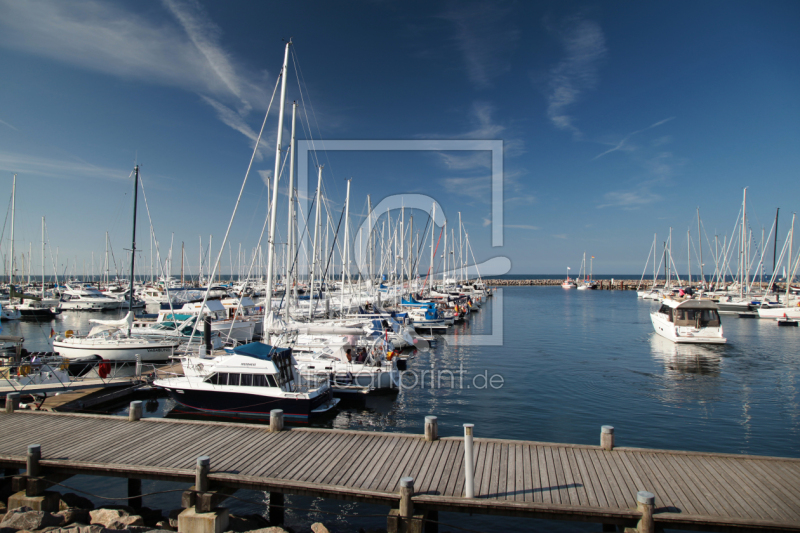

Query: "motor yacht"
left=651, top=299, right=726, bottom=344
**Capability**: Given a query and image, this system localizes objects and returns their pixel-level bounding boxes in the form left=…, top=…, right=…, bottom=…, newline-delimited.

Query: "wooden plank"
left=269, top=431, right=329, bottom=480
left=488, top=442, right=502, bottom=500
left=443, top=440, right=465, bottom=498
left=214, top=430, right=275, bottom=474
left=741, top=458, right=800, bottom=514
left=662, top=453, right=726, bottom=516
left=283, top=431, right=343, bottom=482
left=514, top=444, right=524, bottom=502
left=590, top=448, right=626, bottom=508
left=580, top=448, right=611, bottom=509
left=325, top=433, right=375, bottom=486
left=431, top=440, right=458, bottom=496
left=252, top=430, right=314, bottom=477
left=536, top=446, right=552, bottom=504
left=721, top=458, right=800, bottom=522
left=602, top=450, right=637, bottom=507
left=503, top=441, right=515, bottom=501
left=702, top=456, right=777, bottom=522
left=673, top=453, right=747, bottom=518
left=617, top=450, right=679, bottom=513
left=543, top=446, right=563, bottom=505
left=376, top=436, right=423, bottom=492
left=749, top=459, right=800, bottom=510
left=297, top=432, right=356, bottom=484
left=551, top=447, right=572, bottom=505
left=339, top=434, right=388, bottom=488
left=559, top=447, right=582, bottom=506
left=419, top=440, right=456, bottom=494
left=366, top=435, right=414, bottom=491
left=632, top=451, right=698, bottom=516
left=479, top=442, right=494, bottom=498
left=497, top=442, right=508, bottom=500
left=693, top=455, right=774, bottom=522
left=471, top=440, right=487, bottom=497
left=404, top=438, right=440, bottom=492
left=522, top=443, right=533, bottom=503
left=417, top=440, right=449, bottom=495
left=568, top=447, right=596, bottom=507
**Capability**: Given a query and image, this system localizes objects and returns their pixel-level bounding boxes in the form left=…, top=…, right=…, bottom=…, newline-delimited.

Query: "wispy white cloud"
left=593, top=117, right=675, bottom=160
left=0, top=0, right=269, bottom=139
left=442, top=176, right=490, bottom=201
left=505, top=224, right=539, bottom=230
left=0, top=151, right=130, bottom=182
left=597, top=189, right=661, bottom=209
left=544, top=17, right=607, bottom=138
left=0, top=118, right=18, bottom=131
left=442, top=3, right=519, bottom=89
left=257, top=170, right=272, bottom=188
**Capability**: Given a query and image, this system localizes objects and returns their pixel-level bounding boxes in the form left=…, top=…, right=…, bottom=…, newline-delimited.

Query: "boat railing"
left=1, top=358, right=151, bottom=393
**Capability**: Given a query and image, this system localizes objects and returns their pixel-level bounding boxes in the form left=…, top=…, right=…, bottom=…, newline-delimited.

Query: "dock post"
left=129, top=400, right=143, bottom=422
left=268, top=491, right=284, bottom=525
left=128, top=478, right=142, bottom=510
left=26, top=444, right=41, bottom=497
left=135, top=354, right=141, bottom=378
left=270, top=409, right=284, bottom=432
left=424, top=416, right=438, bottom=442
left=636, top=491, right=655, bottom=533
left=601, top=425, right=615, bottom=451
left=464, top=424, right=475, bottom=498
left=399, top=476, right=414, bottom=518
left=196, top=455, right=210, bottom=493
left=5, top=392, right=20, bottom=413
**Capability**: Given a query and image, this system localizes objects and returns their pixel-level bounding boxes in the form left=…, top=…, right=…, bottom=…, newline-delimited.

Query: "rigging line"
left=186, top=71, right=283, bottom=348
left=311, top=202, right=346, bottom=316
left=225, top=144, right=291, bottom=338
left=290, top=48, right=342, bottom=199
left=0, top=190, right=12, bottom=254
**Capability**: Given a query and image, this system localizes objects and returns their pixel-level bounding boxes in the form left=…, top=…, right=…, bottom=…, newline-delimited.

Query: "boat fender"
left=17, top=364, right=31, bottom=377
left=59, top=359, right=70, bottom=371
left=98, top=360, right=111, bottom=379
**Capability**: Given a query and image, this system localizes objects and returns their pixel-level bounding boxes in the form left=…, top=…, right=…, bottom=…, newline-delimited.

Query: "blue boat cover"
left=233, top=342, right=291, bottom=361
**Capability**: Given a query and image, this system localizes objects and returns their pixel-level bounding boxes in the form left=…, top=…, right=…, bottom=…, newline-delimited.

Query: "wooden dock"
left=1, top=411, right=798, bottom=532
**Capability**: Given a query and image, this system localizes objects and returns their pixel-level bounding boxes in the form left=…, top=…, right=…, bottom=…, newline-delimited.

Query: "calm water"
left=6, top=288, right=800, bottom=532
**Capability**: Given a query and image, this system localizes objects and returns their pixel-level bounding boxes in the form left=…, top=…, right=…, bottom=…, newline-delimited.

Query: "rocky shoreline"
left=0, top=499, right=372, bottom=533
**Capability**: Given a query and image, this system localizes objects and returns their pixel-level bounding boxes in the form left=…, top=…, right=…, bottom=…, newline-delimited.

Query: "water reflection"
left=649, top=334, right=723, bottom=376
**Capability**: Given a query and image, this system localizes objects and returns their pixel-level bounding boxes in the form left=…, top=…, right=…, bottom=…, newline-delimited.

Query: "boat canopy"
left=233, top=342, right=291, bottom=361
left=662, top=298, right=720, bottom=310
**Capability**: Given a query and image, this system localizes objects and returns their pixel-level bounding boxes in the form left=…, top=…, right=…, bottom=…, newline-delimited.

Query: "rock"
left=167, top=509, right=182, bottom=529
left=0, top=507, right=64, bottom=530
left=105, top=515, right=145, bottom=530
left=246, top=528, right=289, bottom=533
left=227, top=514, right=269, bottom=532
left=57, top=508, right=91, bottom=526
left=78, top=526, right=107, bottom=533
left=311, top=524, right=329, bottom=533
left=89, top=509, right=128, bottom=528
left=60, top=494, right=95, bottom=511
left=154, top=520, right=174, bottom=531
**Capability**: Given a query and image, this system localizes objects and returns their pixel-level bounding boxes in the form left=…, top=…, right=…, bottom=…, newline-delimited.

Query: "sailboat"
left=53, top=166, right=181, bottom=362
left=562, top=267, right=577, bottom=289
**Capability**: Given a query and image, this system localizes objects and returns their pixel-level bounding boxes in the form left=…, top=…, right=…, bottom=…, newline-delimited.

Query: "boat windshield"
left=674, top=308, right=720, bottom=327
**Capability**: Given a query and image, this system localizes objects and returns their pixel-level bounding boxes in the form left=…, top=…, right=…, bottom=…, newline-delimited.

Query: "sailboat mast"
left=127, top=165, right=140, bottom=336
left=429, top=203, right=436, bottom=293
left=264, top=41, right=292, bottom=334
left=741, top=188, right=747, bottom=298
left=773, top=208, right=780, bottom=278
left=341, top=179, right=351, bottom=315
left=687, top=229, right=691, bottom=286
left=10, top=174, right=15, bottom=285
left=181, top=242, right=184, bottom=286
left=41, top=217, right=45, bottom=298
left=697, top=207, right=704, bottom=285
left=309, top=166, right=323, bottom=319
left=285, top=101, right=297, bottom=320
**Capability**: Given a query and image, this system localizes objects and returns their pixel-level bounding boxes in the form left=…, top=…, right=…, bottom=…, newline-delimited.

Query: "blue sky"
left=0, top=0, right=798, bottom=278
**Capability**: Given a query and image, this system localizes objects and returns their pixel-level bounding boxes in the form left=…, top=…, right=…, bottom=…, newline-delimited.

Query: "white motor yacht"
left=153, top=342, right=339, bottom=421
left=59, top=285, right=120, bottom=311
left=651, top=299, right=726, bottom=344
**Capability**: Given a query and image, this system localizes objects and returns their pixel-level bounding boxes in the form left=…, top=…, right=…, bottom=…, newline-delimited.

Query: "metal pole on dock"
left=399, top=476, right=414, bottom=518
left=196, top=456, right=210, bottom=493
left=129, top=401, right=142, bottom=422
left=424, top=416, right=438, bottom=442
left=637, top=491, right=655, bottom=533
left=5, top=392, right=20, bottom=413
left=464, top=423, right=474, bottom=498
left=26, top=444, right=41, bottom=497
left=270, top=409, right=284, bottom=432
left=601, top=425, right=614, bottom=451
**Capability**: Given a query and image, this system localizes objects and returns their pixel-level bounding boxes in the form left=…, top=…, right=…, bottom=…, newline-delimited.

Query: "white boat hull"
left=52, top=339, right=180, bottom=361
left=650, top=312, right=726, bottom=344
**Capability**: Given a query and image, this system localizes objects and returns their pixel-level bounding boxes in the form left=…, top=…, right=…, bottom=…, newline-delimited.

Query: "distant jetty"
left=484, top=279, right=777, bottom=291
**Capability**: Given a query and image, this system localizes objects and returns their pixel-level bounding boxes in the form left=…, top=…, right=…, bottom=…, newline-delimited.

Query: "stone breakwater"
left=485, top=279, right=650, bottom=290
